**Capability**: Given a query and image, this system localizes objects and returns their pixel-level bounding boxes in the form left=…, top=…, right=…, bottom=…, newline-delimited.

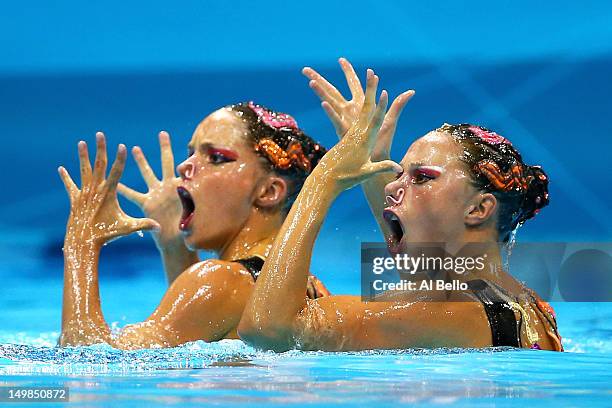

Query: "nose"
left=177, top=159, right=195, bottom=180
left=384, top=178, right=405, bottom=207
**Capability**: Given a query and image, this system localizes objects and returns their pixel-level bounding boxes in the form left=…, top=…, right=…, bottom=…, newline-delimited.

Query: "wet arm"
left=238, top=172, right=338, bottom=351
left=293, top=295, right=489, bottom=351
left=61, top=254, right=252, bottom=349
left=60, top=237, right=112, bottom=346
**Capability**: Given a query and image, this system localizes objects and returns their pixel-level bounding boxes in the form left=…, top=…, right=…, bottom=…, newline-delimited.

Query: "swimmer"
left=58, top=103, right=329, bottom=349
left=237, top=62, right=562, bottom=351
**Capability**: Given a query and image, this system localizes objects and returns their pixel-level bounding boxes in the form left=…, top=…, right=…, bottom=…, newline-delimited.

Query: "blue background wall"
left=1, top=1, right=611, bottom=295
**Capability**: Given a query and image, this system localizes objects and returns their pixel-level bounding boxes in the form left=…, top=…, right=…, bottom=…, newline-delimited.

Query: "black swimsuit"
left=467, top=279, right=521, bottom=347
left=234, top=256, right=265, bottom=281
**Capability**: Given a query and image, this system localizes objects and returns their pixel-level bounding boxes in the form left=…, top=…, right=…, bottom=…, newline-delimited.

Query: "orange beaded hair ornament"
left=438, top=123, right=550, bottom=237
left=466, top=126, right=536, bottom=195
left=247, top=101, right=319, bottom=174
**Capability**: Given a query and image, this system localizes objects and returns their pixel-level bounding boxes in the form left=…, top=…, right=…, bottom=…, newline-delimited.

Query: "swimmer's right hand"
left=58, top=132, right=159, bottom=246
left=116, top=131, right=184, bottom=249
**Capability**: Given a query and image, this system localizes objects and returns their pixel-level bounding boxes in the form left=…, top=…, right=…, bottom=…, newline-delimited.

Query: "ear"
left=254, top=175, right=289, bottom=209
left=465, top=192, right=497, bottom=227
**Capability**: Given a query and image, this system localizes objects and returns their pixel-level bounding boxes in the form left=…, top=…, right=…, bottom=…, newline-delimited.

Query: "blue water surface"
left=1, top=237, right=610, bottom=407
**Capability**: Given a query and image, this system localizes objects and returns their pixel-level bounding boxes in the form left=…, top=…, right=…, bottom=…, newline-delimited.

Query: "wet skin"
left=383, top=131, right=487, bottom=252
left=59, top=109, right=328, bottom=349
left=239, top=66, right=560, bottom=352
left=176, top=109, right=284, bottom=258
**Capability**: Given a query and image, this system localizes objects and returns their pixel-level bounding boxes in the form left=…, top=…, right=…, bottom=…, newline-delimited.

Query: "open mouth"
left=383, top=209, right=404, bottom=253
left=177, top=186, right=195, bottom=231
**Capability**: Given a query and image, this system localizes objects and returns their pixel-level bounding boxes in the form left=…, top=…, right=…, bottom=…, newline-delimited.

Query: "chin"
left=183, top=233, right=213, bottom=252
left=185, top=228, right=232, bottom=254
left=180, top=224, right=207, bottom=251
left=179, top=232, right=198, bottom=251
left=183, top=237, right=199, bottom=251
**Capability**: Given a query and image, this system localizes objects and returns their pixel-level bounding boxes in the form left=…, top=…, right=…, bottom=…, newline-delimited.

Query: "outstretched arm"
left=59, top=134, right=250, bottom=349
left=117, top=132, right=199, bottom=284
left=303, top=58, right=414, bottom=246
left=238, top=71, right=406, bottom=351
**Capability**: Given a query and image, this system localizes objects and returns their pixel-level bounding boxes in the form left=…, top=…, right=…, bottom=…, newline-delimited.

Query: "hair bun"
left=517, top=165, right=550, bottom=225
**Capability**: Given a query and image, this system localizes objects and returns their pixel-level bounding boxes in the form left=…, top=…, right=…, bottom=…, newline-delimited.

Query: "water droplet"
left=136, top=230, right=144, bottom=238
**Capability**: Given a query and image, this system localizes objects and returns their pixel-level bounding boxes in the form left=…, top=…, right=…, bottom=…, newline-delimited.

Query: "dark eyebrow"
left=187, top=142, right=214, bottom=152
left=200, top=142, right=238, bottom=153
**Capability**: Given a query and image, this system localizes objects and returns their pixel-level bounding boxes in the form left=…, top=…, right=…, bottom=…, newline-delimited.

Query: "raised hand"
left=116, top=131, right=183, bottom=248
left=303, top=58, right=364, bottom=138
left=116, top=131, right=198, bottom=283
left=58, top=132, right=159, bottom=246
left=315, top=69, right=404, bottom=190
left=303, top=58, right=414, bottom=161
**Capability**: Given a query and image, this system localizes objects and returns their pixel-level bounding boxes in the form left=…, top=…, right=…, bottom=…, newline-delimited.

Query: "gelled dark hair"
left=228, top=102, right=327, bottom=212
left=438, top=123, right=549, bottom=242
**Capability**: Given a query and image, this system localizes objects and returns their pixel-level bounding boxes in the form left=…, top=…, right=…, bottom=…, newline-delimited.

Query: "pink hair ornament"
left=248, top=101, right=299, bottom=131
left=468, top=126, right=511, bottom=145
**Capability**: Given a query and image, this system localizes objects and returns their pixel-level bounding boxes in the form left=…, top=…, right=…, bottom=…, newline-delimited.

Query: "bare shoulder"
left=176, top=259, right=255, bottom=289
left=146, top=259, right=255, bottom=344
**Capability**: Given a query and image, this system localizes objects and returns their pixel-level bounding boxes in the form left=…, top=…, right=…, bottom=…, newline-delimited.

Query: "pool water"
left=1, top=236, right=611, bottom=407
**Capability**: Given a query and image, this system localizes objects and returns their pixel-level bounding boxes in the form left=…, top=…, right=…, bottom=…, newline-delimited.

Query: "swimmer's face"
left=176, top=108, right=270, bottom=251
left=383, top=131, right=481, bottom=253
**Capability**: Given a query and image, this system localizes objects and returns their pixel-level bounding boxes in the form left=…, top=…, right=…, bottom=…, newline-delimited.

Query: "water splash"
left=0, top=339, right=258, bottom=374
left=0, top=333, right=533, bottom=376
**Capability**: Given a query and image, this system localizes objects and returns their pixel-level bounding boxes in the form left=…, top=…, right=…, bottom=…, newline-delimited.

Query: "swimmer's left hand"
left=303, top=58, right=414, bottom=162
left=58, top=132, right=160, bottom=246
left=312, top=70, right=404, bottom=191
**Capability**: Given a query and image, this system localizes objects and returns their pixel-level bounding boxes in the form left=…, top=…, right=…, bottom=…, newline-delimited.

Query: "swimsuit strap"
left=526, top=288, right=564, bottom=351
left=467, top=279, right=521, bottom=347
left=232, top=257, right=331, bottom=301
left=234, top=256, right=265, bottom=281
